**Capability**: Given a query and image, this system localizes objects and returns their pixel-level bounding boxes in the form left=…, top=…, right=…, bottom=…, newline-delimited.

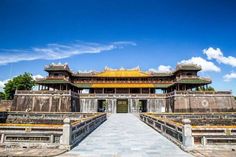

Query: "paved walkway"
left=0, top=147, right=67, bottom=157
left=61, top=114, right=192, bottom=157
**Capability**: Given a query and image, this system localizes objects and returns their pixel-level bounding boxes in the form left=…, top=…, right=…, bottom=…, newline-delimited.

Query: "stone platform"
left=61, top=114, right=192, bottom=157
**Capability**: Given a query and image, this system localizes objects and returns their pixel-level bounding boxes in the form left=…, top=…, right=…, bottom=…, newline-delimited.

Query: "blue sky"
left=0, top=0, right=236, bottom=94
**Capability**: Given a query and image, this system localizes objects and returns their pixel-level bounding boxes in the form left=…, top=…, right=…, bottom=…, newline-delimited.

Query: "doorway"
left=117, top=99, right=128, bottom=113
left=139, top=100, right=147, bottom=112
left=97, top=100, right=106, bottom=112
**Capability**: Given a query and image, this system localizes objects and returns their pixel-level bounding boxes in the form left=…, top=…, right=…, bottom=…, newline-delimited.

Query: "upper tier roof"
left=45, top=63, right=202, bottom=77
left=175, top=64, right=201, bottom=71
left=95, top=69, right=150, bottom=77
left=44, top=63, right=72, bottom=73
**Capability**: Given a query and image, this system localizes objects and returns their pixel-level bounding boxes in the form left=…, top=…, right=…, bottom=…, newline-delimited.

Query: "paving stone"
left=61, top=114, right=192, bottom=157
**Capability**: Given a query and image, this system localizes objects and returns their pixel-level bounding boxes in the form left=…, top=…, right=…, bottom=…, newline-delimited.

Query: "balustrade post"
left=181, top=119, right=194, bottom=151
left=61, top=118, right=72, bottom=150
left=201, top=136, right=207, bottom=146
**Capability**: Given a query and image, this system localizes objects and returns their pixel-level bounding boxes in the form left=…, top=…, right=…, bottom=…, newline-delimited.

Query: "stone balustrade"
left=79, top=93, right=166, bottom=99
left=140, top=113, right=188, bottom=149
left=141, top=113, right=236, bottom=150
left=15, top=90, right=71, bottom=95
left=166, top=90, right=232, bottom=97
left=0, top=112, right=106, bottom=150
left=61, top=113, right=107, bottom=150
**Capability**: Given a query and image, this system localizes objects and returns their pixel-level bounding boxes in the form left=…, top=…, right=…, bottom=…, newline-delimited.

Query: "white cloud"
left=78, top=70, right=96, bottom=73
left=0, top=79, right=10, bottom=92
left=0, top=41, right=136, bottom=65
left=149, top=65, right=172, bottom=73
left=179, top=57, right=221, bottom=72
left=223, top=72, right=236, bottom=82
left=32, top=74, right=44, bottom=80
left=203, top=47, right=236, bottom=67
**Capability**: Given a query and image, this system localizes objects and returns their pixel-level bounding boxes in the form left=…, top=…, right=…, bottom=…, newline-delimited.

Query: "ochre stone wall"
left=12, top=93, right=80, bottom=112
left=166, top=97, right=175, bottom=112
left=11, top=90, right=236, bottom=113
left=0, top=100, right=13, bottom=111
left=167, top=94, right=236, bottom=112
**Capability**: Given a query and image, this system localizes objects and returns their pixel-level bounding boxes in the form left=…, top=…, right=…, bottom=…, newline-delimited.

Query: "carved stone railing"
left=166, top=90, right=232, bottom=97
left=176, top=75, right=198, bottom=81
left=140, top=113, right=193, bottom=150
left=0, top=122, right=63, bottom=149
left=141, top=113, right=236, bottom=149
left=15, top=90, right=232, bottom=98
left=0, top=112, right=106, bottom=150
left=154, top=112, right=236, bottom=120
left=15, top=90, right=71, bottom=95
left=79, top=93, right=166, bottom=99
left=15, top=90, right=80, bottom=97
left=74, top=80, right=174, bottom=84
left=61, top=113, right=106, bottom=150
left=3, top=112, right=96, bottom=122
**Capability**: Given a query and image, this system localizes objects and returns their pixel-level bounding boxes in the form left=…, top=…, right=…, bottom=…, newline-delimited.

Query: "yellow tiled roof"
left=95, top=70, right=150, bottom=77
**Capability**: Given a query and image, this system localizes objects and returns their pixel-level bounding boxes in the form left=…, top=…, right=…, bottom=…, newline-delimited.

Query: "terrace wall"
left=12, top=90, right=80, bottom=112
left=0, top=100, right=12, bottom=111
left=79, top=94, right=166, bottom=113
left=11, top=90, right=236, bottom=113
left=166, top=91, right=236, bottom=112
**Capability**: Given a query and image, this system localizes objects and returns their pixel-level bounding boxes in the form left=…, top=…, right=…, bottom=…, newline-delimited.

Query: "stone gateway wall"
left=11, top=90, right=236, bottom=113
left=147, top=99, right=166, bottom=112
left=80, top=99, right=98, bottom=113
left=166, top=91, right=236, bottom=112
left=0, top=100, right=13, bottom=111
left=79, top=97, right=166, bottom=113
left=12, top=91, right=80, bottom=112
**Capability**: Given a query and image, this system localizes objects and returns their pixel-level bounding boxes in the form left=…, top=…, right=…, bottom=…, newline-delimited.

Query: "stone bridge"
left=61, top=114, right=192, bottom=157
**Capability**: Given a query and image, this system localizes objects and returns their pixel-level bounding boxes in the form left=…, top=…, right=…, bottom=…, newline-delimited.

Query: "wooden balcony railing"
left=73, top=80, right=174, bottom=84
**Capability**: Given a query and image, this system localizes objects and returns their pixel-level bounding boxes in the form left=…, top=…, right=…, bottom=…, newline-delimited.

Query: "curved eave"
left=75, top=83, right=173, bottom=89
left=176, top=79, right=211, bottom=84
left=37, top=79, right=70, bottom=84
left=44, top=68, right=72, bottom=74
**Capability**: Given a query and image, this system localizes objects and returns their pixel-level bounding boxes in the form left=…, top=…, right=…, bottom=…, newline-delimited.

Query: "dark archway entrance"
left=97, top=100, right=106, bottom=112
left=139, top=100, right=147, bottom=112
left=117, top=99, right=128, bottom=113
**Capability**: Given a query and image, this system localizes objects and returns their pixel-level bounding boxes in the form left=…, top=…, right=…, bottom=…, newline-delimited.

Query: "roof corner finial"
left=104, top=66, right=109, bottom=71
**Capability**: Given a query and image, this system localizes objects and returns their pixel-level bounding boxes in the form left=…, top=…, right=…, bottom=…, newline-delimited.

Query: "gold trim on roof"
left=95, top=69, right=150, bottom=77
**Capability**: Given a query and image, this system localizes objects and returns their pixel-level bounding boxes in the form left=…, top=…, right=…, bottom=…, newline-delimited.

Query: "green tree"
left=207, top=86, right=215, bottom=91
left=0, top=92, right=5, bottom=100
left=4, top=73, right=35, bottom=100
left=196, top=86, right=215, bottom=91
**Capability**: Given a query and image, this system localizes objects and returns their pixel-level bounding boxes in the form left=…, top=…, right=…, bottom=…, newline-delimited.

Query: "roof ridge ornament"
left=104, top=66, right=116, bottom=71
left=130, top=66, right=140, bottom=71
left=120, top=67, right=125, bottom=70
left=176, top=63, right=202, bottom=71
left=104, top=66, right=141, bottom=71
